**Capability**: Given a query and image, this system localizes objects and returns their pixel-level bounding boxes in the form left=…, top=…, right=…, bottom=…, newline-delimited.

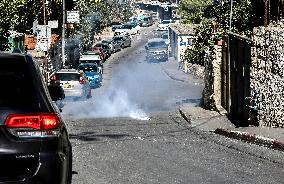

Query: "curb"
left=160, top=65, right=185, bottom=82
left=214, top=128, right=284, bottom=151
left=178, top=108, right=191, bottom=124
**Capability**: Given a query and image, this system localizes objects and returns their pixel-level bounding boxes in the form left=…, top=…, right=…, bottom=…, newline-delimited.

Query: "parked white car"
left=52, top=69, right=91, bottom=100
left=157, top=20, right=173, bottom=31
left=115, top=23, right=140, bottom=35
left=79, top=53, right=103, bottom=74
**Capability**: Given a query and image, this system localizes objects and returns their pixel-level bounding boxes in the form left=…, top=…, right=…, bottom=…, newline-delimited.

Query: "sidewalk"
left=161, top=57, right=284, bottom=151
left=160, top=57, right=203, bottom=85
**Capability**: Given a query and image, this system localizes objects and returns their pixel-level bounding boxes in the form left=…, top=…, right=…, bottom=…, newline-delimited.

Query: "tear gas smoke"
left=62, top=88, right=150, bottom=120
left=61, top=51, right=202, bottom=120
left=62, top=59, right=153, bottom=120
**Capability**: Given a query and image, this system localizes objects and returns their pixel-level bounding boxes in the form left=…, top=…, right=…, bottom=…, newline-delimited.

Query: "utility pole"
left=62, top=0, right=66, bottom=67
left=264, top=0, right=270, bottom=27
left=43, top=0, right=47, bottom=25
left=42, top=0, right=49, bottom=84
left=229, top=0, right=233, bottom=31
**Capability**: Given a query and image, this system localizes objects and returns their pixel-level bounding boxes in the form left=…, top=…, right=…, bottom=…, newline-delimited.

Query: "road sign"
left=48, top=20, right=58, bottom=28
left=35, top=25, right=52, bottom=52
left=67, top=11, right=80, bottom=24
left=35, top=38, right=49, bottom=52
left=180, top=41, right=186, bottom=46
left=36, top=25, right=51, bottom=39
left=32, top=20, right=38, bottom=34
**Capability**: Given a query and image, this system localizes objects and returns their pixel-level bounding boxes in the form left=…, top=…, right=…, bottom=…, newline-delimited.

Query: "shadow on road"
left=70, top=131, right=131, bottom=142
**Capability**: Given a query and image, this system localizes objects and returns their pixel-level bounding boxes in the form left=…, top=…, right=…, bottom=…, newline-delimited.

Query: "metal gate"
left=221, top=40, right=229, bottom=112
left=228, top=33, right=252, bottom=126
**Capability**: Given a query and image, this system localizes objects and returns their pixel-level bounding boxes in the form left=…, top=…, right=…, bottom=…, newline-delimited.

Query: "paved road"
left=62, top=26, right=284, bottom=184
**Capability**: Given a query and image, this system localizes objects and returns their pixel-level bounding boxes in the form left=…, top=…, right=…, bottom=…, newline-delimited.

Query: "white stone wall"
left=252, top=23, right=284, bottom=127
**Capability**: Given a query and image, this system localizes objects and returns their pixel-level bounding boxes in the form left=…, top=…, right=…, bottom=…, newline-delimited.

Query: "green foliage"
left=75, top=0, right=134, bottom=48
left=183, top=19, right=214, bottom=66
left=14, top=0, right=42, bottom=33
left=0, top=0, right=27, bottom=50
left=178, top=0, right=212, bottom=24
left=232, top=0, right=253, bottom=35
left=180, top=0, right=253, bottom=66
left=212, top=0, right=252, bottom=35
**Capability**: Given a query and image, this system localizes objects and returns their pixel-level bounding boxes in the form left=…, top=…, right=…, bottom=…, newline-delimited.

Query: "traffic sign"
left=35, top=25, right=52, bottom=52
left=67, top=11, right=80, bottom=24
left=48, top=20, right=58, bottom=28
left=35, top=38, right=49, bottom=52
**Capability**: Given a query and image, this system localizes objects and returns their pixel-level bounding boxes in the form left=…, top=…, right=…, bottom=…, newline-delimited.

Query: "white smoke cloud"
left=61, top=58, right=151, bottom=120
left=62, top=87, right=149, bottom=120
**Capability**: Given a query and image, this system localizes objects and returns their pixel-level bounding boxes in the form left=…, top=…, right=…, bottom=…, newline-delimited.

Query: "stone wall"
left=202, top=46, right=223, bottom=112
left=251, top=23, right=284, bottom=127
left=186, top=63, right=205, bottom=79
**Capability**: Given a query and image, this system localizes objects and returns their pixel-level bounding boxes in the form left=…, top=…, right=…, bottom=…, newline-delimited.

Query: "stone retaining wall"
left=202, top=46, right=223, bottom=111
left=251, top=23, right=284, bottom=127
left=186, top=63, right=205, bottom=79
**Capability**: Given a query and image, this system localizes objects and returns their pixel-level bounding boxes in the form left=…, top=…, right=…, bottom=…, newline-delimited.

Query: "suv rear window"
left=148, top=41, right=167, bottom=48
left=0, top=59, right=38, bottom=108
left=113, top=37, right=124, bottom=41
left=95, top=44, right=109, bottom=49
left=78, top=65, right=98, bottom=73
left=56, top=73, right=80, bottom=81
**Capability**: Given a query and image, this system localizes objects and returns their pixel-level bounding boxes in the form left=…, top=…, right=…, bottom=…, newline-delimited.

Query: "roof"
left=0, top=52, right=25, bottom=58
left=78, top=63, right=98, bottom=67
left=80, top=54, right=101, bottom=60
left=0, top=52, right=30, bottom=63
left=169, top=24, right=195, bottom=35
left=57, top=69, right=79, bottom=73
left=147, top=38, right=166, bottom=43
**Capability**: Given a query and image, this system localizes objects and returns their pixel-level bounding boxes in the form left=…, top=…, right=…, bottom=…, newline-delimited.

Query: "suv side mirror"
left=145, top=45, right=148, bottom=50
left=48, top=85, right=65, bottom=101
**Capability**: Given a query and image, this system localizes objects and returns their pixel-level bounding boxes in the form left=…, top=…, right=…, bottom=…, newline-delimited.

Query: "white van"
left=79, top=54, right=103, bottom=74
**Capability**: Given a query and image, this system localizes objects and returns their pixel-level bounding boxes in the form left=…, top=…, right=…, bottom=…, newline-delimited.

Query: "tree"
left=179, top=0, right=253, bottom=66
left=0, top=0, right=27, bottom=50
left=178, top=0, right=212, bottom=24
left=211, top=0, right=252, bottom=35
left=75, top=0, right=134, bottom=48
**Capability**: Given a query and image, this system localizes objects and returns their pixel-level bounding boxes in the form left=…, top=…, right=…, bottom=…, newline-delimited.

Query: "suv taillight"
left=51, top=74, right=57, bottom=81
left=79, top=77, right=85, bottom=84
left=5, top=113, right=60, bottom=138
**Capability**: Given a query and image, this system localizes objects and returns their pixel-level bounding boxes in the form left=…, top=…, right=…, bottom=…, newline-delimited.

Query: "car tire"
left=66, top=146, right=73, bottom=184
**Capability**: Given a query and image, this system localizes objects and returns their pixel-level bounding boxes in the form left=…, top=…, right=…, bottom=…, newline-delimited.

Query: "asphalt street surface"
left=63, top=26, right=284, bottom=184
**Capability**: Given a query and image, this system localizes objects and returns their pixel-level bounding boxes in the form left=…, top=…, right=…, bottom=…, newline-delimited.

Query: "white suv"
left=52, top=69, right=91, bottom=100
left=157, top=20, right=173, bottom=31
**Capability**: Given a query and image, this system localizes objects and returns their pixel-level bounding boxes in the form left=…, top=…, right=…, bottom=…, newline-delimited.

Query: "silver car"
left=53, top=69, right=92, bottom=100
left=113, top=35, right=132, bottom=49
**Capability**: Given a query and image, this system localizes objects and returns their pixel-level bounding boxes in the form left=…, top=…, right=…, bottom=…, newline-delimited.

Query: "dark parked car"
left=102, top=39, right=121, bottom=53
left=89, top=47, right=107, bottom=62
left=145, top=38, right=168, bottom=62
left=111, top=22, right=122, bottom=32
left=113, top=35, right=132, bottom=49
left=94, top=43, right=112, bottom=58
left=0, top=53, right=72, bottom=184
